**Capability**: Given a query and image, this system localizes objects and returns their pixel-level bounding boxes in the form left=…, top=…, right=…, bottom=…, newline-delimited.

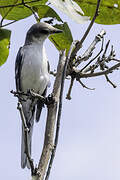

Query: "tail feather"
left=21, top=124, right=33, bottom=169
left=36, top=100, right=44, bottom=122
left=36, top=88, right=47, bottom=122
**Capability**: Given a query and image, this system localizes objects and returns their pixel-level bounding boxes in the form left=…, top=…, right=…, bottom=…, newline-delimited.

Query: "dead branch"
left=17, top=102, right=35, bottom=175
left=74, top=62, right=120, bottom=79
left=45, top=40, right=76, bottom=180
left=35, top=50, right=66, bottom=180
left=80, top=32, right=104, bottom=72
left=69, top=0, right=102, bottom=65
left=77, top=79, right=95, bottom=90
left=105, top=74, right=117, bottom=88
left=66, top=77, right=75, bottom=100
left=75, top=29, right=106, bottom=67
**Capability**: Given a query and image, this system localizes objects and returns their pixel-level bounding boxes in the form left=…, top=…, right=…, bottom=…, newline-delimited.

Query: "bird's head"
left=25, top=22, right=63, bottom=44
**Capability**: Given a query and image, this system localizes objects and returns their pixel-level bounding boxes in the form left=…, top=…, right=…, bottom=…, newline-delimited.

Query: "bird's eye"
left=40, top=30, right=49, bottom=34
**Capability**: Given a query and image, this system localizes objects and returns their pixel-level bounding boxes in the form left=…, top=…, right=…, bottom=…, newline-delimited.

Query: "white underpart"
left=49, top=0, right=90, bottom=24
left=21, top=42, right=50, bottom=95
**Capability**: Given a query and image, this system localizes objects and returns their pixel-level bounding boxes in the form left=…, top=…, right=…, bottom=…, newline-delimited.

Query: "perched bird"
left=15, top=22, right=62, bottom=168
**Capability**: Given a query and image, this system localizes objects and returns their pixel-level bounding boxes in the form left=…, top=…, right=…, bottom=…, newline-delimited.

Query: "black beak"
left=50, top=27, right=63, bottom=34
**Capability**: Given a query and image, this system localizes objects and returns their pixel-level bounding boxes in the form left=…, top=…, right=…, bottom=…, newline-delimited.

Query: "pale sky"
left=0, top=11, right=120, bottom=180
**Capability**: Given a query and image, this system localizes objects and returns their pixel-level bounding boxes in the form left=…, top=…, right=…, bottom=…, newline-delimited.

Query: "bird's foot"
left=45, top=93, right=55, bottom=105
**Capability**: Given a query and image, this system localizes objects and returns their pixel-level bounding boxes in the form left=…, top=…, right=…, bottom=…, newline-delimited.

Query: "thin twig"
left=102, top=40, right=110, bottom=58
left=22, top=0, right=39, bottom=22
left=0, top=20, right=17, bottom=28
left=0, top=0, right=40, bottom=27
left=10, top=90, right=46, bottom=103
left=0, top=0, right=16, bottom=27
left=112, top=59, right=120, bottom=63
left=17, top=102, right=35, bottom=175
left=105, top=74, right=117, bottom=88
left=28, top=90, right=46, bottom=103
left=74, top=62, right=120, bottom=78
left=80, top=35, right=104, bottom=72
left=75, top=29, right=106, bottom=67
left=0, top=0, right=41, bottom=8
left=66, top=77, right=75, bottom=100
left=69, top=0, right=101, bottom=65
left=77, top=79, right=95, bottom=90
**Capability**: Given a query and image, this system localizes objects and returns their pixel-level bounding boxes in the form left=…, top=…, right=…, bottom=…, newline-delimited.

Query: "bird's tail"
left=21, top=100, right=35, bottom=169
left=21, top=125, right=33, bottom=169
left=36, top=99, right=44, bottom=122
left=36, top=89, right=47, bottom=122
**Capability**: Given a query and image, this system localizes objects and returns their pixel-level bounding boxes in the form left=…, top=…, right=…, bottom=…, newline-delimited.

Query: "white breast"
left=21, top=43, right=50, bottom=95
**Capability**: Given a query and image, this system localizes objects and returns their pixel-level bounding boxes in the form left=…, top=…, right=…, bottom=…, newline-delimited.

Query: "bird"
left=15, top=22, right=62, bottom=169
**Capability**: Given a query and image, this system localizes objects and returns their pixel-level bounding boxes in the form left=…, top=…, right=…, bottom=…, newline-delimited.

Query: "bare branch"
left=77, top=79, right=95, bottom=90
left=66, top=77, right=75, bottom=100
left=17, top=102, right=35, bottom=175
left=36, top=50, right=66, bottom=180
left=74, top=62, right=120, bottom=79
left=45, top=41, right=76, bottom=180
left=105, top=74, right=117, bottom=88
left=102, top=40, right=110, bottom=59
left=10, top=90, right=46, bottom=103
left=75, top=29, right=106, bottom=67
left=69, top=0, right=101, bottom=65
left=22, top=0, right=39, bottom=22
left=80, top=33, right=104, bottom=72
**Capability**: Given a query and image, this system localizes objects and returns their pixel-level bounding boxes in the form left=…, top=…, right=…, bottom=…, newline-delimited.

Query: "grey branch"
left=77, top=79, right=95, bottom=90
left=74, top=62, right=120, bottom=79
left=69, top=0, right=101, bottom=65
left=105, top=74, right=117, bottom=88
left=17, top=102, right=35, bottom=175
left=66, top=77, right=75, bottom=100
left=35, top=50, right=66, bottom=180
left=75, top=29, right=106, bottom=66
left=10, top=90, right=46, bottom=104
left=45, top=41, right=75, bottom=180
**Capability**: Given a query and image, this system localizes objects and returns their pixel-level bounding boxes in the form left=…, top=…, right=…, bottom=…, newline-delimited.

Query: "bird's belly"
left=21, top=54, right=49, bottom=94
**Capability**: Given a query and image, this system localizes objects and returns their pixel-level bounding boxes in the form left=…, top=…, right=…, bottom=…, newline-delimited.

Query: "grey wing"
left=15, top=47, right=33, bottom=168
left=15, top=47, right=23, bottom=92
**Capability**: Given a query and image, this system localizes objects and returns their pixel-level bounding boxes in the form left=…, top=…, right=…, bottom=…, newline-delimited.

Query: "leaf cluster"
left=0, top=0, right=120, bottom=66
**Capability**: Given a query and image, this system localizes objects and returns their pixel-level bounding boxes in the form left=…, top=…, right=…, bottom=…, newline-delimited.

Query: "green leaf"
left=4, top=6, right=33, bottom=20
left=0, top=0, right=18, bottom=18
left=0, top=29, right=11, bottom=66
left=36, top=5, right=63, bottom=22
left=0, top=0, right=47, bottom=20
left=49, top=22, right=73, bottom=54
left=74, top=0, right=120, bottom=25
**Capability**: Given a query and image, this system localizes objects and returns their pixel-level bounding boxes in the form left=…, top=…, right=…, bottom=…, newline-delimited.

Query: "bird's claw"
left=45, top=93, right=55, bottom=105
